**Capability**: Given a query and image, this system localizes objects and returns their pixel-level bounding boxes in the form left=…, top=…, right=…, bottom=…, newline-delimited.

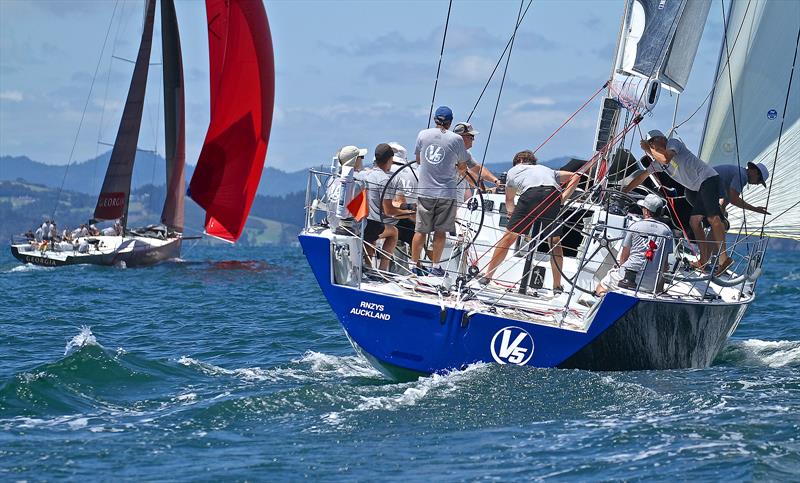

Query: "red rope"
left=474, top=116, right=644, bottom=268
left=531, top=82, right=608, bottom=155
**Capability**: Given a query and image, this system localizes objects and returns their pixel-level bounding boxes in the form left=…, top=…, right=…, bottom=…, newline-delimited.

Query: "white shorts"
left=600, top=267, right=625, bottom=289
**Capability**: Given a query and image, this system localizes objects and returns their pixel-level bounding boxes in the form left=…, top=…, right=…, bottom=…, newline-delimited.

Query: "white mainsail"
left=700, top=0, right=800, bottom=240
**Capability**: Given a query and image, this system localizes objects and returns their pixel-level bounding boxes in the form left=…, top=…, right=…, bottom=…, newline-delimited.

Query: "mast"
left=160, top=0, right=186, bottom=233
left=93, top=0, right=156, bottom=230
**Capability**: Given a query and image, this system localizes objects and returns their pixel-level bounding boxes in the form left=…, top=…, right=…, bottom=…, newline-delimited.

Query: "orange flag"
left=347, top=189, right=369, bottom=221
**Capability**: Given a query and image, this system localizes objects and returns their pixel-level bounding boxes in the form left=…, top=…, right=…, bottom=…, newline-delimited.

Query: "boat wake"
left=719, top=339, right=800, bottom=368
left=5, top=264, right=55, bottom=274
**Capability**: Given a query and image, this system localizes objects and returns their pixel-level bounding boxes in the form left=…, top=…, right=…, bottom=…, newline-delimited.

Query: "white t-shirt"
left=506, top=164, right=560, bottom=194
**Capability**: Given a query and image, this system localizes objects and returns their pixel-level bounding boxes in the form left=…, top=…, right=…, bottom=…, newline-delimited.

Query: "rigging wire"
left=476, top=0, right=525, bottom=186
left=759, top=20, right=800, bottom=237
left=718, top=0, right=748, bottom=235
left=52, top=1, right=120, bottom=221
left=426, top=0, right=453, bottom=129
left=466, top=0, right=534, bottom=122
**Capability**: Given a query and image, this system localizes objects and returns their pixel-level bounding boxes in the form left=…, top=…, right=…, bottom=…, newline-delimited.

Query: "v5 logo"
left=490, top=326, right=534, bottom=365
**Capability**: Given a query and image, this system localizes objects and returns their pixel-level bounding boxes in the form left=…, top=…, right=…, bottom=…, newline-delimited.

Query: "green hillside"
left=0, top=180, right=303, bottom=246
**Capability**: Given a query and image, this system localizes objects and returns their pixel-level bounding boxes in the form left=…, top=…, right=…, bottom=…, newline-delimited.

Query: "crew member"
left=715, top=162, right=770, bottom=215
left=594, top=194, right=674, bottom=296
left=360, top=143, right=414, bottom=272
left=624, top=130, right=731, bottom=274
left=481, top=150, right=580, bottom=293
left=411, top=106, right=469, bottom=277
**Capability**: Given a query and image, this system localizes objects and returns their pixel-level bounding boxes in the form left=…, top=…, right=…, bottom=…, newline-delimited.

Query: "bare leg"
left=378, top=226, right=398, bottom=271
left=689, top=214, right=709, bottom=264
left=549, top=236, right=564, bottom=289
left=707, top=215, right=729, bottom=261
left=484, top=230, right=519, bottom=280
left=431, top=231, right=446, bottom=264
left=411, top=232, right=426, bottom=266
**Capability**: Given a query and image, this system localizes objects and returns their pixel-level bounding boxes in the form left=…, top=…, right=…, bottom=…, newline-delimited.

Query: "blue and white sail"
left=700, top=0, right=800, bottom=240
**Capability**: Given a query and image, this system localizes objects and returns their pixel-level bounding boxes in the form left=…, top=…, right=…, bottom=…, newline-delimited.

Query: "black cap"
left=375, top=143, right=394, bottom=164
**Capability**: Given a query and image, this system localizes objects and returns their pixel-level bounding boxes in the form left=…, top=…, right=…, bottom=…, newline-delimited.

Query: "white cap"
left=337, top=145, right=368, bottom=167
left=388, top=142, right=407, bottom=163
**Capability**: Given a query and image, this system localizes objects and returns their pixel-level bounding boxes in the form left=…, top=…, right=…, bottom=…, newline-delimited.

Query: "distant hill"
left=0, top=153, right=574, bottom=199
left=0, top=180, right=302, bottom=246
left=0, top=153, right=312, bottom=198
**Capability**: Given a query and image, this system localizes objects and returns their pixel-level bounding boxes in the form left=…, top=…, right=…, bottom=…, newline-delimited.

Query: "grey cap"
left=645, top=129, right=667, bottom=141
left=637, top=193, right=665, bottom=214
left=453, top=121, right=479, bottom=136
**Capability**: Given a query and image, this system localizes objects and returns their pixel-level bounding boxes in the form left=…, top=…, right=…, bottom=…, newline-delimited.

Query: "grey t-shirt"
left=621, top=218, right=674, bottom=291
left=358, top=166, right=397, bottom=224
left=714, top=164, right=747, bottom=199
left=465, top=150, right=478, bottom=168
left=505, top=164, right=560, bottom=194
left=646, top=138, right=717, bottom=191
left=415, top=127, right=468, bottom=200
left=389, top=162, right=418, bottom=205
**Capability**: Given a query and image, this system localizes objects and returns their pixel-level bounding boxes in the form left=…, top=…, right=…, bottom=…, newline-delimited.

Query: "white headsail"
left=700, top=0, right=800, bottom=240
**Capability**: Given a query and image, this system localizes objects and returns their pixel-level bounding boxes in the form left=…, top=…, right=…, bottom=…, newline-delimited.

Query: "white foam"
left=177, top=356, right=304, bottom=382
left=356, top=363, right=487, bottom=412
left=297, top=351, right=382, bottom=379
left=736, top=339, right=800, bottom=367
left=6, top=264, right=53, bottom=273
left=64, top=326, right=99, bottom=355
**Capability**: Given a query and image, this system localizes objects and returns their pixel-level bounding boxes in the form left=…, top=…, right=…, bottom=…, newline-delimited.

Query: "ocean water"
left=1, top=245, right=798, bottom=481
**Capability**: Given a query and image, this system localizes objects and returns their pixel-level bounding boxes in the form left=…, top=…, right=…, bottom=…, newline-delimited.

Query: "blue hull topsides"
left=300, top=233, right=746, bottom=379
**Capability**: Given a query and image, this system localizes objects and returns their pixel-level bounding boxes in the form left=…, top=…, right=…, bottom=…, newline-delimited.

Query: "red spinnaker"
left=189, top=0, right=275, bottom=243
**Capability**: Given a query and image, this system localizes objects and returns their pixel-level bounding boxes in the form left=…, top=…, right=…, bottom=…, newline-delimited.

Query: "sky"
left=0, top=0, right=728, bottom=174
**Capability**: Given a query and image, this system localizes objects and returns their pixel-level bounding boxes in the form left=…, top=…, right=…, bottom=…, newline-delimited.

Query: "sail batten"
left=189, top=0, right=275, bottom=243
left=159, top=0, right=186, bottom=233
left=700, top=0, right=800, bottom=240
left=94, top=0, right=156, bottom=227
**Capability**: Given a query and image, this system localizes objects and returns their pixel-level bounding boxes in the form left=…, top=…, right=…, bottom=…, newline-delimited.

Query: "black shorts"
left=507, top=186, right=562, bottom=236
left=396, top=218, right=415, bottom=246
left=364, top=219, right=385, bottom=243
left=685, top=175, right=722, bottom=218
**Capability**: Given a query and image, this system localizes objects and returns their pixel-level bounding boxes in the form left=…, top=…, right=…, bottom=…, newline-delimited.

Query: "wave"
left=719, top=339, right=800, bottom=368
left=64, top=326, right=99, bottom=355
left=319, top=363, right=488, bottom=428
left=5, top=264, right=54, bottom=273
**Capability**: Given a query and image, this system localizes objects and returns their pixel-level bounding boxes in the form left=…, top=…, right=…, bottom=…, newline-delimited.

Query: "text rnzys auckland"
left=350, top=301, right=391, bottom=321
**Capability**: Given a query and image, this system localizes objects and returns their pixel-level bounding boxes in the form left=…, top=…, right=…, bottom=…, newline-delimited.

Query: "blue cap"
left=434, top=106, right=453, bottom=124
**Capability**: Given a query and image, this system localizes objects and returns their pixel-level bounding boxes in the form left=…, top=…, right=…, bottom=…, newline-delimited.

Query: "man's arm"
left=468, top=164, right=499, bottom=184
left=622, top=170, right=650, bottom=193
left=382, top=199, right=415, bottom=219
left=557, top=171, right=581, bottom=200
left=728, top=189, right=770, bottom=215
left=505, top=187, right=517, bottom=216
left=618, top=246, right=631, bottom=265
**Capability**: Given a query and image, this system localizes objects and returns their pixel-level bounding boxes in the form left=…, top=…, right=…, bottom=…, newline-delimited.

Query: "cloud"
left=508, top=97, right=557, bottom=111
left=0, top=90, right=24, bottom=102
left=450, top=55, right=495, bottom=84
left=321, top=24, right=558, bottom=58
left=361, top=61, right=432, bottom=83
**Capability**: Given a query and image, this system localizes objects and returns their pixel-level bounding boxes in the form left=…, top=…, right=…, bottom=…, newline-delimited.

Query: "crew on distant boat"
left=34, top=226, right=44, bottom=243
left=452, top=121, right=500, bottom=187
left=41, top=220, right=51, bottom=241
left=593, top=194, right=674, bottom=297
left=715, top=163, right=770, bottom=215
left=49, top=222, right=58, bottom=241
left=411, top=106, right=470, bottom=277
left=360, top=143, right=415, bottom=272
left=623, top=130, right=732, bottom=275
left=480, top=150, right=580, bottom=291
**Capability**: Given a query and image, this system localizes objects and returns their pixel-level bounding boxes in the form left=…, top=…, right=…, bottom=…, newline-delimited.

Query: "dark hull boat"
left=298, top=0, right=797, bottom=380
left=11, top=0, right=276, bottom=265
left=10, top=235, right=181, bottom=268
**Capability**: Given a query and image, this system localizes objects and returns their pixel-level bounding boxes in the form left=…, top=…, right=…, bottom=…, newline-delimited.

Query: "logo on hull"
left=490, top=326, right=534, bottom=365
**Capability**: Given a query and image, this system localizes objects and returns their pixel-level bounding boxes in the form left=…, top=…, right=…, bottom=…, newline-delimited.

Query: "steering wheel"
left=380, top=161, right=486, bottom=263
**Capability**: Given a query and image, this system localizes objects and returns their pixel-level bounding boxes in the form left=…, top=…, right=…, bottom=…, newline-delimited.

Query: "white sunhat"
left=337, top=145, right=368, bottom=167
